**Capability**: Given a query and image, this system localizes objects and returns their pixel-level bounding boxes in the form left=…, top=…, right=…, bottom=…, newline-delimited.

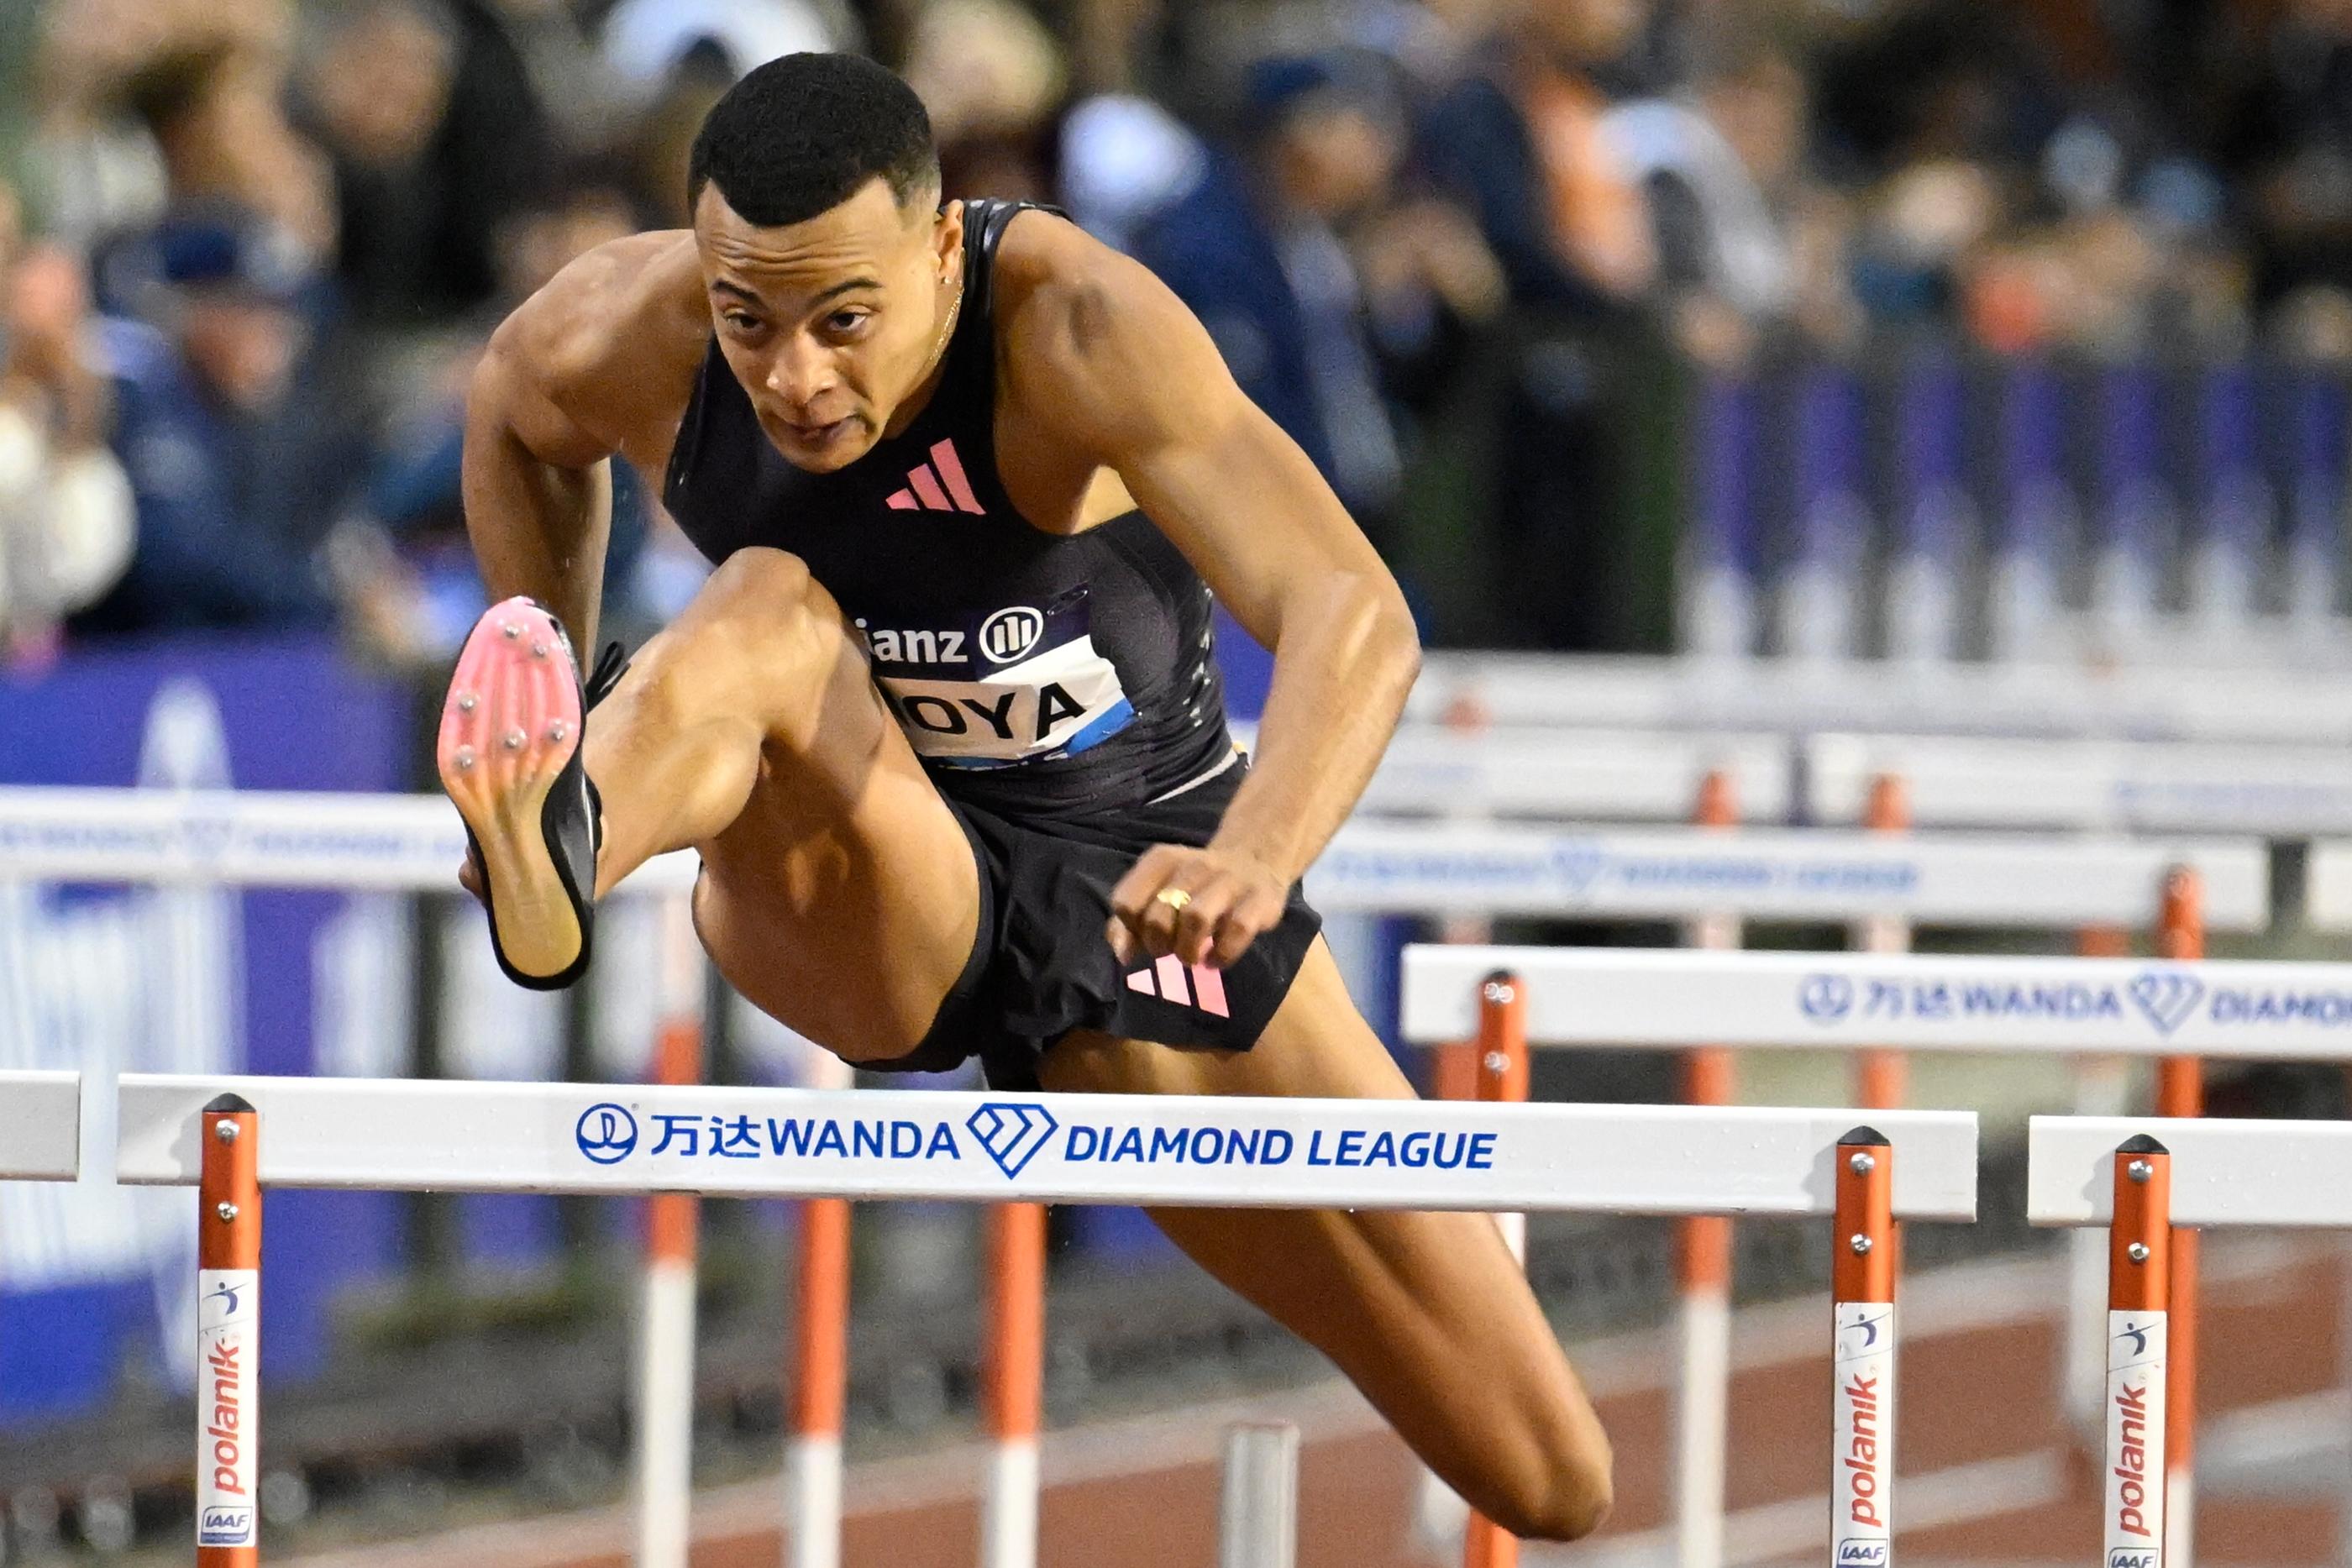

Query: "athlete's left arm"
left=1010, top=236, right=1421, bottom=968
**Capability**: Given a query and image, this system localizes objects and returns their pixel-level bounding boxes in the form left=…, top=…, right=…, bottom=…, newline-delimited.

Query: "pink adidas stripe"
left=1154, top=954, right=1191, bottom=1006
left=886, top=489, right=918, bottom=510
left=930, top=438, right=985, bottom=513
left=1189, top=963, right=1230, bottom=1019
left=906, top=464, right=951, bottom=511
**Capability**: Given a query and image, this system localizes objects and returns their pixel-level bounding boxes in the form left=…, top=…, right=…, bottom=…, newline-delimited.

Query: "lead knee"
left=636, top=549, right=838, bottom=719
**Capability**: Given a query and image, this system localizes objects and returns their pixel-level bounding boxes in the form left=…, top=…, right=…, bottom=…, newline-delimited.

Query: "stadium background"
left=8, top=0, right=2352, bottom=1561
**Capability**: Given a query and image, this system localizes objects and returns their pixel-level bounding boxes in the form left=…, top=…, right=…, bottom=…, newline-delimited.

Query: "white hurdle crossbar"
left=1808, top=731, right=2352, bottom=836
left=1403, top=947, right=2352, bottom=1060
left=2029, top=1115, right=2352, bottom=1230
left=0, top=1070, right=82, bottom=1180
left=3, top=786, right=2266, bottom=927
left=1312, top=825, right=2265, bottom=926
left=1404, top=650, right=2352, bottom=745
left=114, top=1075, right=1977, bottom=1218
left=118, top=1075, right=1976, bottom=1567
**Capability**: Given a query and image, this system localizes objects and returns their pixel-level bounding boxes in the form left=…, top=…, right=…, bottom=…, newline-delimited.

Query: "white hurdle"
left=1807, top=731, right=2352, bottom=837
left=1404, top=649, right=2352, bottom=745
left=1403, top=945, right=2352, bottom=1568
left=2028, top=1115, right=2352, bottom=1568
left=0, top=1070, right=83, bottom=1180
left=114, top=1072, right=1978, bottom=1565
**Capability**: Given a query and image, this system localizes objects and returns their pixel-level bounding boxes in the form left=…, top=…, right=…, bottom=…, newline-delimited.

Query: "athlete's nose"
left=766, top=336, right=840, bottom=415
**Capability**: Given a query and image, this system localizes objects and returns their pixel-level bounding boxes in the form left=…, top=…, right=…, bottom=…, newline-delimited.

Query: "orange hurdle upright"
left=637, top=1007, right=703, bottom=1568
left=1676, top=770, right=1740, bottom=1568
left=2154, top=871, right=2202, bottom=1566
left=2106, top=1135, right=2171, bottom=1566
left=786, top=1049, right=855, bottom=1568
left=1831, top=1127, right=1895, bottom=1566
left=983, top=1199, right=1047, bottom=1568
left=196, top=1093, right=260, bottom=1568
left=1854, top=773, right=1911, bottom=1112
left=1463, top=971, right=1529, bottom=1568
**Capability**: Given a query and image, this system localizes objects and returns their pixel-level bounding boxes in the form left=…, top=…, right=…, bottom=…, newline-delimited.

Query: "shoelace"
left=584, top=641, right=632, bottom=710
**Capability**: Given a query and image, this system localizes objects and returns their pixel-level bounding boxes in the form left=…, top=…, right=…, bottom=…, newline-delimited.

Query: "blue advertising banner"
left=0, top=636, right=411, bottom=1424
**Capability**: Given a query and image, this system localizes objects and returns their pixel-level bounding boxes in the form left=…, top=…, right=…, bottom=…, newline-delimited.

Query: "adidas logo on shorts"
left=1126, top=953, right=1231, bottom=1018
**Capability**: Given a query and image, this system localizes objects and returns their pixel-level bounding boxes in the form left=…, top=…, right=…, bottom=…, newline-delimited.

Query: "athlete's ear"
left=931, top=197, right=964, bottom=284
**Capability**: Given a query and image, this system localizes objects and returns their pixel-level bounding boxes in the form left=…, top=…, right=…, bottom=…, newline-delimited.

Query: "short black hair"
left=687, top=53, right=939, bottom=228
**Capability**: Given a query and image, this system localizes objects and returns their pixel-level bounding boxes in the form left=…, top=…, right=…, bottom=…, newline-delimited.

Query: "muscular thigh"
left=1037, top=941, right=1607, bottom=1523
left=658, top=566, right=982, bottom=1062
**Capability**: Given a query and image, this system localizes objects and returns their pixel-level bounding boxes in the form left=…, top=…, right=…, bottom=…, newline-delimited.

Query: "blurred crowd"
left=8, top=0, right=2352, bottom=660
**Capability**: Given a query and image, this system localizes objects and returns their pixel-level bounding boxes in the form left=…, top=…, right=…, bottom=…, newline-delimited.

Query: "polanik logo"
left=575, top=1103, right=639, bottom=1165
left=968, top=1102, right=1058, bottom=1178
left=1801, top=973, right=1856, bottom=1023
left=2128, top=970, right=2204, bottom=1037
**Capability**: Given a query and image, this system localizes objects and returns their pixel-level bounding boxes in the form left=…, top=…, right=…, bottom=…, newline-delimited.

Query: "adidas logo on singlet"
left=885, top=438, right=986, bottom=514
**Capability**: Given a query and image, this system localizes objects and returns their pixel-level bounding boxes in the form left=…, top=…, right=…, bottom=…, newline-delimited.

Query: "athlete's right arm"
left=462, top=233, right=706, bottom=652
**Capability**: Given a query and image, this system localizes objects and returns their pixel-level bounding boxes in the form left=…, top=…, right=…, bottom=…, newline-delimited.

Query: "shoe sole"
left=438, top=599, right=586, bottom=983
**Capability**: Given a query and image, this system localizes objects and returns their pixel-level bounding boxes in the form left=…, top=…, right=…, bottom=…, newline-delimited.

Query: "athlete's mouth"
left=780, top=414, right=858, bottom=446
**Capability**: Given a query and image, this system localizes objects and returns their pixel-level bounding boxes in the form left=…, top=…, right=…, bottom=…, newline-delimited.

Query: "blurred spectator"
left=0, top=178, right=134, bottom=660
left=1059, top=93, right=1210, bottom=249
left=2216, top=0, right=2352, bottom=309
left=76, top=209, right=359, bottom=636
left=1424, top=0, right=1659, bottom=312
left=28, top=0, right=334, bottom=260
left=904, top=0, right=1068, bottom=200
left=305, top=0, right=571, bottom=326
left=601, top=0, right=844, bottom=107
left=1130, top=53, right=1469, bottom=527
left=333, top=172, right=670, bottom=664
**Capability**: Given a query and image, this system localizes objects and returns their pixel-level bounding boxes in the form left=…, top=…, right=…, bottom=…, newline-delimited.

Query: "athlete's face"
left=694, top=179, right=962, bottom=472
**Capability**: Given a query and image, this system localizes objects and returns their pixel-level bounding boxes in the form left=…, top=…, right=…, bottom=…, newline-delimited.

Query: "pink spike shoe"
left=437, top=597, right=622, bottom=991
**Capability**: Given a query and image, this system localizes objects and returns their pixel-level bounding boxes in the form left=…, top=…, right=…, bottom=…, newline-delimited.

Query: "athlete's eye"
left=722, top=310, right=764, bottom=334
left=824, top=309, right=871, bottom=338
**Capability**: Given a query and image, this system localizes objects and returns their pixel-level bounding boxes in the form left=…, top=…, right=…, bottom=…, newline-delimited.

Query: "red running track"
left=283, top=1235, right=2351, bottom=1568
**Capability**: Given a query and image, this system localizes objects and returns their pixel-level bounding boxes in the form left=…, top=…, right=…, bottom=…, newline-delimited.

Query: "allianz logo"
left=853, top=606, right=1044, bottom=667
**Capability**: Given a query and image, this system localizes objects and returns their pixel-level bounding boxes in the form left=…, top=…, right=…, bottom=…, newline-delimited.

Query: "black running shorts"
left=867, top=756, right=1325, bottom=1090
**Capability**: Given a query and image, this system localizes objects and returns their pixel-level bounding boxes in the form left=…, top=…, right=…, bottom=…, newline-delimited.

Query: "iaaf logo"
left=1836, top=1543, right=1889, bottom=1566
left=2108, top=1551, right=2159, bottom=1568
left=968, top=1102, right=1058, bottom=1178
left=2127, top=970, right=2204, bottom=1036
left=199, top=1505, right=253, bottom=1546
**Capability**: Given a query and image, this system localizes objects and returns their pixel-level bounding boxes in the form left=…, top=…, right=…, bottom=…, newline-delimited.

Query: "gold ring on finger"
left=1154, top=888, right=1193, bottom=913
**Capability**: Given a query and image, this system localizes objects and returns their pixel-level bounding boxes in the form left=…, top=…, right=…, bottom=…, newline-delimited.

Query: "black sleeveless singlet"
left=661, top=198, right=1233, bottom=820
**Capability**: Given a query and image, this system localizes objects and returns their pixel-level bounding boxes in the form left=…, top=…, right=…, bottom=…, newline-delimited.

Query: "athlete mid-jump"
left=441, top=51, right=1609, bottom=1537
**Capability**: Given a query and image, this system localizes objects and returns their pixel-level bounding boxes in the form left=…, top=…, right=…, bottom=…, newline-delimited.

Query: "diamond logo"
left=1546, top=840, right=1608, bottom=899
left=967, top=1102, right=1060, bottom=1179
left=2127, top=969, right=2205, bottom=1037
